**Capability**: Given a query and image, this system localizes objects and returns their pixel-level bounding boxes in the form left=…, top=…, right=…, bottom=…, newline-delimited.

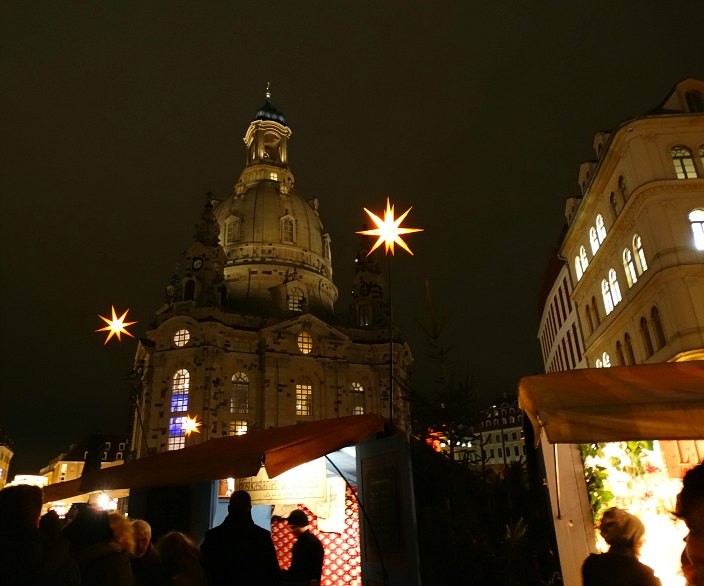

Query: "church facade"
left=130, top=93, right=412, bottom=458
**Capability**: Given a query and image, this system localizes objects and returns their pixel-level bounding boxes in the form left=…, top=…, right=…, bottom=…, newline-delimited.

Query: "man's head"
left=287, top=509, right=309, bottom=537
left=677, top=462, right=704, bottom=585
left=0, top=484, right=43, bottom=529
left=598, top=507, right=645, bottom=552
left=131, top=519, right=152, bottom=558
left=228, top=490, right=252, bottom=515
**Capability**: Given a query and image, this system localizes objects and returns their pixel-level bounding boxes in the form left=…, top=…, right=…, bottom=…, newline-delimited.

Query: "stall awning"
left=43, top=414, right=385, bottom=503
left=518, top=361, right=704, bottom=445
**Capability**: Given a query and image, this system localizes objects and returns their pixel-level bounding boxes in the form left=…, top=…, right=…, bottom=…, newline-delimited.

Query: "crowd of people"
left=0, top=487, right=324, bottom=586
left=1, top=461, right=702, bottom=585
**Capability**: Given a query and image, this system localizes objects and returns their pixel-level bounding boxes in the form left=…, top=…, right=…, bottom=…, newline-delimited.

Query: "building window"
left=171, top=369, right=190, bottom=412
left=616, top=341, right=625, bottom=366
left=168, top=417, right=186, bottom=451
left=633, top=235, right=648, bottom=274
left=270, top=172, right=278, bottom=181
left=596, top=214, right=607, bottom=243
left=608, top=268, right=622, bottom=306
left=351, top=382, right=365, bottom=415
left=579, top=246, right=589, bottom=274
left=281, top=216, right=295, bottom=244
left=230, top=373, right=249, bottom=414
left=602, top=352, right=611, bottom=367
left=575, top=257, right=583, bottom=281
left=609, top=192, right=620, bottom=218
left=602, top=279, right=614, bottom=315
left=173, top=329, right=190, bottom=347
left=228, top=420, right=248, bottom=436
left=589, top=227, right=600, bottom=255
left=690, top=208, right=704, bottom=250
left=585, top=305, right=594, bottom=333
left=224, top=216, right=241, bottom=245
left=672, top=146, right=698, bottom=179
left=297, top=331, right=313, bottom=355
left=624, top=332, right=636, bottom=364
left=357, top=302, right=371, bottom=326
left=651, top=306, right=666, bottom=349
left=591, top=297, right=600, bottom=327
left=685, top=91, right=704, bottom=112
left=640, top=317, right=654, bottom=358
left=288, top=287, right=304, bottom=312
left=295, top=383, right=313, bottom=416
left=623, top=249, right=638, bottom=287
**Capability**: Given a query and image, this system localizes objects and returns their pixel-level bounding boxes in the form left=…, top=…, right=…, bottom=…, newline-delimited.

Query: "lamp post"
left=357, top=198, right=422, bottom=428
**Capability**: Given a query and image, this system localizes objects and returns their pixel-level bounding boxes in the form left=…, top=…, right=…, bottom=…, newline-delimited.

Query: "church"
left=129, top=89, right=412, bottom=461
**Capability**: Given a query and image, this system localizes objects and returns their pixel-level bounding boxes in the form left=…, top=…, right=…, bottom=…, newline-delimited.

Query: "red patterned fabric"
left=272, top=486, right=361, bottom=585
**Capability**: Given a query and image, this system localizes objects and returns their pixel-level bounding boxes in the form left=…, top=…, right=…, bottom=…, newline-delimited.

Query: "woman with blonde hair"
left=108, top=512, right=136, bottom=557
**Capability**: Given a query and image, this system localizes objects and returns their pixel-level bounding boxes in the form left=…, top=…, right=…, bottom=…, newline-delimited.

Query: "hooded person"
left=582, top=507, right=661, bottom=586
left=200, top=490, right=280, bottom=586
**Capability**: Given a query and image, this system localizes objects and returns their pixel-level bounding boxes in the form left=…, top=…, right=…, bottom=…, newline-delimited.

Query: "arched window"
left=672, top=146, right=698, bottom=179
left=609, top=192, right=620, bottom=218
left=224, top=216, right=241, bottom=246
left=591, top=297, right=600, bottom=327
left=171, top=369, right=190, bottom=412
left=585, top=305, right=594, bottom=334
left=351, top=382, right=365, bottom=415
left=618, top=175, right=627, bottom=199
left=608, top=268, right=622, bottom=306
left=183, top=279, right=196, bottom=301
left=601, top=352, right=611, bottom=368
left=579, top=246, right=589, bottom=273
left=640, top=317, right=654, bottom=358
left=288, top=287, right=305, bottom=312
left=624, top=332, right=636, bottom=364
left=357, top=302, right=371, bottom=326
left=690, top=208, right=704, bottom=250
left=168, top=417, right=186, bottom=451
left=575, top=257, right=583, bottom=281
left=651, top=306, right=666, bottom=349
left=595, top=357, right=603, bottom=368
left=281, top=216, right=295, bottom=244
left=616, top=341, right=625, bottom=366
left=633, top=235, right=648, bottom=274
left=230, top=372, right=249, bottom=414
left=589, top=227, right=600, bottom=254
left=602, top=279, right=614, bottom=315
left=685, top=91, right=704, bottom=112
left=623, top=249, right=638, bottom=287
left=596, top=214, right=607, bottom=243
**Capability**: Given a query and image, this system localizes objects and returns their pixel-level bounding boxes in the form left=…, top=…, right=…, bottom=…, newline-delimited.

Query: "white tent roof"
left=518, top=361, right=704, bottom=445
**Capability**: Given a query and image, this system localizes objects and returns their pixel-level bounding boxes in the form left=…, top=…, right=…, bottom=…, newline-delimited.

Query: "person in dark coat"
left=63, top=504, right=134, bottom=586
left=582, top=507, right=661, bottom=586
left=281, top=509, right=324, bottom=586
left=675, top=462, right=704, bottom=586
left=200, top=490, right=280, bottom=586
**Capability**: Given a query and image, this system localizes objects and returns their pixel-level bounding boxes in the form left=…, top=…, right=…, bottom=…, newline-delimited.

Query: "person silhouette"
left=582, top=507, right=661, bottom=586
left=281, top=509, right=324, bottom=586
left=200, top=490, right=280, bottom=585
left=675, top=462, right=704, bottom=586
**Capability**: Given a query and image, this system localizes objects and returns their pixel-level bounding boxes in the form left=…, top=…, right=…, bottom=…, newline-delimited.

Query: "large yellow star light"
left=96, top=306, right=137, bottom=344
left=183, top=414, right=202, bottom=436
left=357, top=197, right=423, bottom=256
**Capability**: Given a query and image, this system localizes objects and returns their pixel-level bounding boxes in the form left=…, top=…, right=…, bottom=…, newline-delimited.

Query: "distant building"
left=537, top=77, right=704, bottom=586
left=0, top=427, right=13, bottom=489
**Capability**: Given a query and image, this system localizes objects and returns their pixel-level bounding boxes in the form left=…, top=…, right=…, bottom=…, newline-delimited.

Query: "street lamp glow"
left=357, top=197, right=423, bottom=256
left=96, top=306, right=137, bottom=344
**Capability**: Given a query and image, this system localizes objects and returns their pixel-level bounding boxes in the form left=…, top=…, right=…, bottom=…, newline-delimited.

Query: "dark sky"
left=2, top=2, right=702, bottom=474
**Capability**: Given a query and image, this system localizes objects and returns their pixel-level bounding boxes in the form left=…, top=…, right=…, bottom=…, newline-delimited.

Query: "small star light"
left=96, top=306, right=137, bottom=345
left=357, top=197, right=423, bottom=256
left=183, top=414, right=202, bottom=436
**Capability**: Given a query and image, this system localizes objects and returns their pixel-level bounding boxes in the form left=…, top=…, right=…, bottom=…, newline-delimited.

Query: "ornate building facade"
left=130, top=93, right=412, bottom=458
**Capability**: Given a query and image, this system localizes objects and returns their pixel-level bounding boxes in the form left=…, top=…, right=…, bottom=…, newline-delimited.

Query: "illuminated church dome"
left=213, top=90, right=337, bottom=315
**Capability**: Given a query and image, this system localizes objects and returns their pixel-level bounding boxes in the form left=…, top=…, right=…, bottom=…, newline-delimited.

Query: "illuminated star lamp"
left=357, top=197, right=423, bottom=256
left=183, top=414, right=202, bottom=436
left=96, top=306, right=137, bottom=344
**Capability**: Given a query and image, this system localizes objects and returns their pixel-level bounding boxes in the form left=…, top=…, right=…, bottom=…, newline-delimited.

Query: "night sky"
left=2, top=3, right=702, bottom=475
